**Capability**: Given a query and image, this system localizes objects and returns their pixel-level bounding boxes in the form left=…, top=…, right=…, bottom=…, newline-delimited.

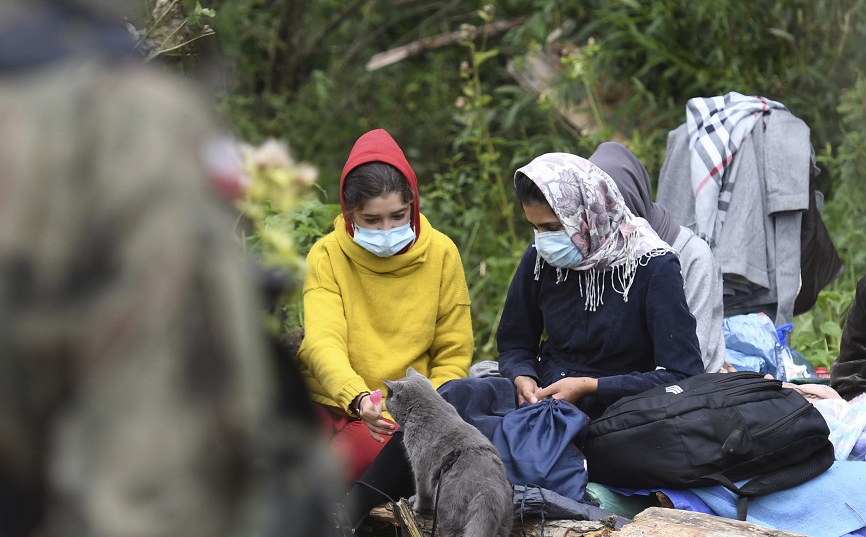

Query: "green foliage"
left=282, top=198, right=342, bottom=259
left=144, top=0, right=866, bottom=368
left=506, top=0, right=866, bottom=367
left=791, top=289, right=851, bottom=368
left=792, top=73, right=866, bottom=365
left=513, top=0, right=866, bottom=186
left=264, top=197, right=341, bottom=331
left=422, top=40, right=525, bottom=360
left=210, top=0, right=477, bottom=198
left=422, top=9, right=589, bottom=360
left=822, top=73, right=866, bottom=280
left=133, top=0, right=217, bottom=66
left=232, top=139, right=338, bottom=334
left=235, top=140, right=317, bottom=274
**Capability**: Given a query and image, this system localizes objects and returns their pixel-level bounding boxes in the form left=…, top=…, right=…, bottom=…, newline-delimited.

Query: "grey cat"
left=383, top=368, right=513, bottom=537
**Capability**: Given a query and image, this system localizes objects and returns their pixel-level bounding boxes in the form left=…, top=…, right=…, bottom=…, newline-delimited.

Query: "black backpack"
left=583, top=371, right=835, bottom=520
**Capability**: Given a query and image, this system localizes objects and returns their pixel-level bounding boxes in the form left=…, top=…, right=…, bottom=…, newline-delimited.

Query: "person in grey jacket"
left=590, top=142, right=726, bottom=373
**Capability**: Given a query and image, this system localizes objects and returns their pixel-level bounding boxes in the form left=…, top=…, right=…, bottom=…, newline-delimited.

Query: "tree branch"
left=365, top=17, right=529, bottom=71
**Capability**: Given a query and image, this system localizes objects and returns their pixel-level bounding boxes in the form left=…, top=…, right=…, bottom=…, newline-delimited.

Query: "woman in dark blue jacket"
left=497, top=152, right=703, bottom=420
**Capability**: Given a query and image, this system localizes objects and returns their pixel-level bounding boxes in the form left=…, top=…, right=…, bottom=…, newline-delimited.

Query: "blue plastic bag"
left=492, top=398, right=590, bottom=503
left=724, top=348, right=768, bottom=375
left=723, top=313, right=785, bottom=380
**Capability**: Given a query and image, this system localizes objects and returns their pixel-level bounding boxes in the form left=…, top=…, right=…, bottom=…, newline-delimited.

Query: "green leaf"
left=819, top=321, right=843, bottom=340
left=473, top=49, right=500, bottom=67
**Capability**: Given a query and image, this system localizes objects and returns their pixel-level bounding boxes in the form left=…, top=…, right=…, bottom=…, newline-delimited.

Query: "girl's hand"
left=358, top=391, right=394, bottom=442
left=535, top=377, right=598, bottom=405
left=514, top=375, right=541, bottom=406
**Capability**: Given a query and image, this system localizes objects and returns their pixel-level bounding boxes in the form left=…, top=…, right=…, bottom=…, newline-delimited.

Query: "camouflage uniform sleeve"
left=0, top=60, right=313, bottom=536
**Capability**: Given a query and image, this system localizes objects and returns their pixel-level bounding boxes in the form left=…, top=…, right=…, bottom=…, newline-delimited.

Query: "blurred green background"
left=141, top=0, right=866, bottom=366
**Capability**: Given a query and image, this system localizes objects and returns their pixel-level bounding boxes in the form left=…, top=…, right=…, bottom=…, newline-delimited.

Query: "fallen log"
left=365, top=18, right=528, bottom=71
left=506, top=47, right=597, bottom=134
left=368, top=501, right=807, bottom=537
left=619, top=507, right=806, bottom=537
left=369, top=498, right=618, bottom=537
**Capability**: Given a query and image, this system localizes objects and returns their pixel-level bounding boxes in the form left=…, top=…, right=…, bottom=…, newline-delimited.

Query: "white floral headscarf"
left=515, top=152, right=675, bottom=310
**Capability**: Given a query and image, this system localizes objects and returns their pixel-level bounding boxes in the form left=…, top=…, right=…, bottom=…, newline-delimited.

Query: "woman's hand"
left=535, top=377, right=598, bottom=405
left=514, top=375, right=541, bottom=405
left=357, top=393, right=395, bottom=442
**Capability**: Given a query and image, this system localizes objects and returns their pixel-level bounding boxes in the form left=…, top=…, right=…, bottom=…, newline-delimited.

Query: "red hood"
left=339, top=129, right=420, bottom=238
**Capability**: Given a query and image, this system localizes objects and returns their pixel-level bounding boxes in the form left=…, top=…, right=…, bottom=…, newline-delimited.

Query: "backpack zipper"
left=724, top=381, right=779, bottom=397
left=751, top=401, right=812, bottom=438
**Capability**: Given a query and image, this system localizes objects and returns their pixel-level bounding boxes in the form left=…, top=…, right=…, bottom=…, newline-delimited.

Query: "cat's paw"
left=408, top=494, right=430, bottom=513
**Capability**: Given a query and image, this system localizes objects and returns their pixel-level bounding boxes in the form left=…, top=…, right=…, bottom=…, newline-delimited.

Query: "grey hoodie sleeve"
left=674, top=227, right=727, bottom=373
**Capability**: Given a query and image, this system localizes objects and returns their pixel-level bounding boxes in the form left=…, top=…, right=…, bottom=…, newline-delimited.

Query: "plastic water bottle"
left=775, top=323, right=816, bottom=380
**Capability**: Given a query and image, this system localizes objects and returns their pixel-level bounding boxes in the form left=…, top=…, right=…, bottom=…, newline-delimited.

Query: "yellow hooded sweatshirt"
left=297, top=129, right=472, bottom=419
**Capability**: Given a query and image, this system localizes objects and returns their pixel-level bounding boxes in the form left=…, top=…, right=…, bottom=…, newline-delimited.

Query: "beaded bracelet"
left=354, top=391, right=371, bottom=417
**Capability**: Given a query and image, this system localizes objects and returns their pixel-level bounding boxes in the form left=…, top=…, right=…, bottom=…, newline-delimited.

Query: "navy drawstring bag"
left=438, top=377, right=591, bottom=503
left=492, top=398, right=590, bottom=503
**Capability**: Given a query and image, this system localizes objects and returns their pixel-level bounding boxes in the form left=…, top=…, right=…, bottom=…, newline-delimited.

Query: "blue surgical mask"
left=353, top=222, right=416, bottom=257
left=534, top=230, right=584, bottom=269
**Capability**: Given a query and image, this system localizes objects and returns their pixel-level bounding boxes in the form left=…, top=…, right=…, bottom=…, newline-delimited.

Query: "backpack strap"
left=703, top=442, right=835, bottom=520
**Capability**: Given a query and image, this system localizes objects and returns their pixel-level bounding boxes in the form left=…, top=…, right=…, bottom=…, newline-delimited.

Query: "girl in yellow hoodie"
left=297, top=128, right=472, bottom=482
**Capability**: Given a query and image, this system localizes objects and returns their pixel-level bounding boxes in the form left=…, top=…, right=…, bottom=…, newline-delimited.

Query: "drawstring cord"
left=518, top=484, right=547, bottom=537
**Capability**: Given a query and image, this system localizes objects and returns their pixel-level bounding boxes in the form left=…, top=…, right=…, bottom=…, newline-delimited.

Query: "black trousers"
left=344, top=430, right=414, bottom=527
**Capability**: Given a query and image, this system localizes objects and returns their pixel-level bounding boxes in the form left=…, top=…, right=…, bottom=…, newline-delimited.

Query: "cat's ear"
left=382, top=378, right=397, bottom=394
left=406, top=367, right=421, bottom=377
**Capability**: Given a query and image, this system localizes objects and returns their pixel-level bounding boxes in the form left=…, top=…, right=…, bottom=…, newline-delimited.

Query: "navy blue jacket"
left=497, top=245, right=703, bottom=419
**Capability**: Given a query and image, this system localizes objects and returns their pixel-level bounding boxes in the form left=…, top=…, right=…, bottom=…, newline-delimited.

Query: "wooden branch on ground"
left=618, top=507, right=806, bottom=537
left=368, top=503, right=807, bottom=537
left=368, top=500, right=617, bottom=537
left=366, top=17, right=529, bottom=71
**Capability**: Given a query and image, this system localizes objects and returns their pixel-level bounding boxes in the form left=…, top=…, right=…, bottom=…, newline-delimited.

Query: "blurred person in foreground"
left=0, top=1, right=338, bottom=536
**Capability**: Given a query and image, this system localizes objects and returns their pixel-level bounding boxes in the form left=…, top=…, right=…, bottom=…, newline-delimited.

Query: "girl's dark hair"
left=343, top=162, right=413, bottom=212
left=514, top=171, right=550, bottom=207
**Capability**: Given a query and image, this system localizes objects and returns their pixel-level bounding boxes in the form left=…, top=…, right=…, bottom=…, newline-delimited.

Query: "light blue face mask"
left=534, top=230, right=584, bottom=269
left=353, top=222, right=416, bottom=257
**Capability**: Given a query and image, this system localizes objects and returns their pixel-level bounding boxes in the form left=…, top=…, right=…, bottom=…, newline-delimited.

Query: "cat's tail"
left=462, top=491, right=514, bottom=537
